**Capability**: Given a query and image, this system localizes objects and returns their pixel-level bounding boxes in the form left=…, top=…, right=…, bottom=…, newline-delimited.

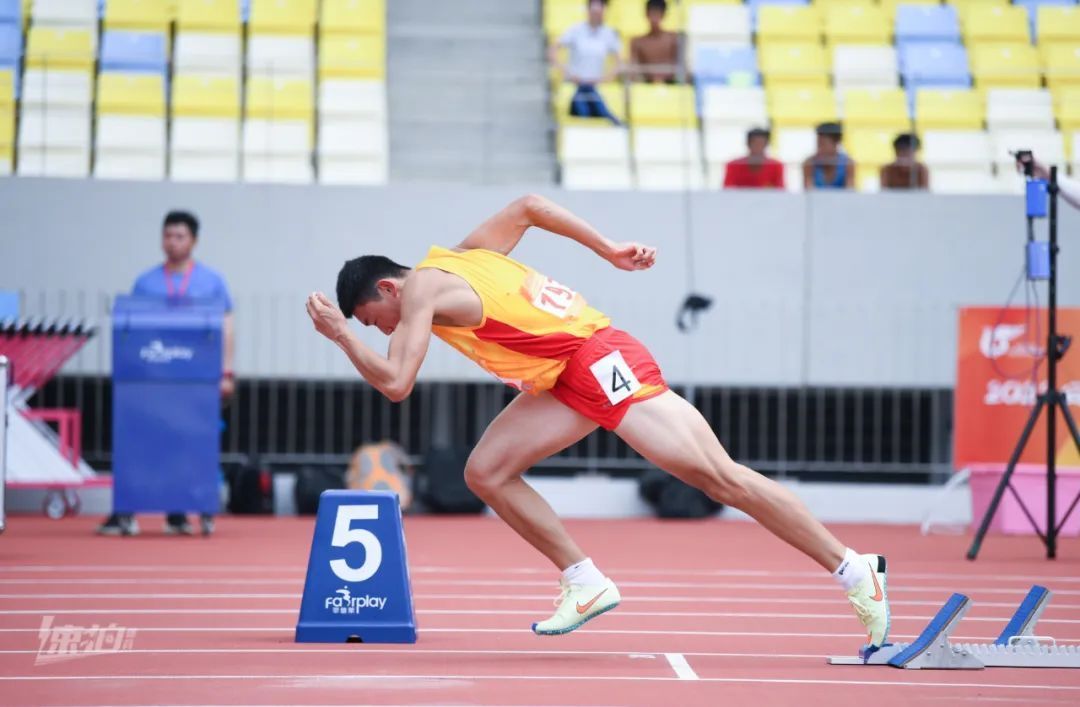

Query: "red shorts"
left=550, top=327, right=669, bottom=431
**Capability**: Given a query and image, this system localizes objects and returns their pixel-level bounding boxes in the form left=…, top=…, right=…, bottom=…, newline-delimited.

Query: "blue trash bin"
left=111, top=296, right=223, bottom=514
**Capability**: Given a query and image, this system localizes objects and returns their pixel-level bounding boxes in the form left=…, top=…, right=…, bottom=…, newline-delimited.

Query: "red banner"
left=955, top=307, right=1080, bottom=469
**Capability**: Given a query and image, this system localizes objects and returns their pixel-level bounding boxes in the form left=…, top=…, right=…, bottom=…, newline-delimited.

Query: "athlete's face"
left=353, top=280, right=402, bottom=336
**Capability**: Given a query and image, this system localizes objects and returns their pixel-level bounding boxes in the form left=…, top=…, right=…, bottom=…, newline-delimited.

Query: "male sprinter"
left=305, top=194, right=890, bottom=647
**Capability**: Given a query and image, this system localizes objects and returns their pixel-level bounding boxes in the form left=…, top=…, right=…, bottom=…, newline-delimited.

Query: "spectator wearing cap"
left=723, top=128, right=785, bottom=189
left=549, top=0, right=624, bottom=124
left=97, top=210, right=235, bottom=538
left=804, top=122, right=855, bottom=190
left=880, top=133, right=929, bottom=190
left=629, top=0, right=686, bottom=84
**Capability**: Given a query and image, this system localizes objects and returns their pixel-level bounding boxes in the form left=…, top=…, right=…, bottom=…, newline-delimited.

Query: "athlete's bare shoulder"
left=408, top=267, right=482, bottom=328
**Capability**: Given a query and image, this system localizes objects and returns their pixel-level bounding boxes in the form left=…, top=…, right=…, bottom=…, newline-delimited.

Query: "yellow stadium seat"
left=321, top=0, right=385, bottom=35
left=105, top=0, right=173, bottom=32
left=947, top=0, right=1008, bottom=20
left=825, top=5, right=890, bottom=45
left=915, top=89, right=984, bottom=130
left=760, top=44, right=829, bottom=87
left=172, top=74, right=240, bottom=117
left=1057, top=89, right=1080, bottom=132
left=319, top=33, right=385, bottom=79
left=971, top=44, right=1041, bottom=89
left=177, top=0, right=240, bottom=32
left=0, top=107, right=13, bottom=170
left=1042, top=45, right=1080, bottom=91
left=628, top=83, right=696, bottom=126
left=963, top=5, right=1030, bottom=45
left=1038, top=6, right=1080, bottom=46
left=0, top=69, right=13, bottom=109
left=25, top=28, right=95, bottom=71
left=880, top=0, right=938, bottom=12
left=96, top=73, right=165, bottom=115
left=250, top=0, right=317, bottom=34
left=246, top=76, right=314, bottom=120
left=847, top=128, right=896, bottom=167
left=843, top=88, right=910, bottom=130
left=545, top=4, right=587, bottom=38
left=767, top=87, right=838, bottom=128
left=757, top=5, right=822, bottom=44
left=553, top=82, right=627, bottom=124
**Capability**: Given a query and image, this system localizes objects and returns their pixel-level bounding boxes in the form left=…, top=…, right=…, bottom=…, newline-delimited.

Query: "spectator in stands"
left=97, top=211, right=235, bottom=538
left=723, top=127, right=785, bottom=189
left=629, top=0, right=685, bottom=84
left=880, top=133, right=929, bottom=191
left=549, top=0, right=623, bottom=124
left=803, top=122, right=855, bottom=191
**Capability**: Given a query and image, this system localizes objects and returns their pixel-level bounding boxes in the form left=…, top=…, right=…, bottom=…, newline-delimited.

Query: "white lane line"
left=663, top=653, right=699, bottom=681
left=0, top=673, right=1077, bottom=691
left=3, top=591, right=1078, bottom=612
left=0, top=648, right=823, bottom=659
left=2, top=607, right=1078, bottom=625
left=5, top=565, right=1080, bottom=585
left=0, top=626, right=1056, bottom=642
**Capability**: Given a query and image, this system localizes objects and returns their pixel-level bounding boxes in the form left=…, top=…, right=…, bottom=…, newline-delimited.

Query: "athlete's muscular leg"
left=464, top=391, right=599, bottom=570
left=616, top=391, right=846, bottom=571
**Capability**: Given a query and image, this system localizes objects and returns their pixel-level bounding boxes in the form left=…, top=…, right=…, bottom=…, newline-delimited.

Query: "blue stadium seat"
left=895, top=4, right=961, bottom=44
left=0, top=0, right=20, bottom=26
left=1014, top=0, right=1078, bottom=40
left=695, top=46, right=760, bottom=87
left=0, top=23, right=19, bottom=69
left=901, top=42, right=970, bottom=90
left=100, top=31, right=168, bottom=73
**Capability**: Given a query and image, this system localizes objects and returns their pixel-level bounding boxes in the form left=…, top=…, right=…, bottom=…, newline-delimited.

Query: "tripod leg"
left=1052, top=401, right=1080, bottom=531
left=966, top=396, right=1047, bottom=560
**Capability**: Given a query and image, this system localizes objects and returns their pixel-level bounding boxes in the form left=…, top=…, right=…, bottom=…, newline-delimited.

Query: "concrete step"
left=389, top=0, right=539, bottom=26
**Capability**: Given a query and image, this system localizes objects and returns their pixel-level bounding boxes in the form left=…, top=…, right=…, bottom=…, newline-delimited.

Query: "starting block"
left=829, top=585, right=1080, bottom=669
left=295, top=490, right=417, bottom=643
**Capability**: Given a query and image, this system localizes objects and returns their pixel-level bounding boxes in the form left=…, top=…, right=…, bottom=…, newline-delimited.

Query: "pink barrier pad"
left=969, top=464, right=1080, bottom=536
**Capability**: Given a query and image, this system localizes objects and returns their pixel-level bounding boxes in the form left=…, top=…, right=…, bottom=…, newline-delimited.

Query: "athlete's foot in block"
left=846, top=554, right=890, bottom=650
left=532, top=577, right=621, bottom=636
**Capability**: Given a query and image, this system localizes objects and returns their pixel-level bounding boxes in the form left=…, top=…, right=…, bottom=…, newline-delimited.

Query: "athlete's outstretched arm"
left=456, top=194, right=657, bottom=271
left=305, top=278, right=435, bottom=403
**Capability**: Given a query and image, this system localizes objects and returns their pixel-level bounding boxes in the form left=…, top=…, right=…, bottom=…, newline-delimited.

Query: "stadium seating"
left=628, top=84, right=696, bottom=127
left=99, top=31, right=167, bottom=74
left=319, top=34, right=385, bottom=79
left=895, top=4, right=961, bottom=44
left=170, top=74, right=241, bottom=181
left=992, top=129, right=1066, bottom=192
left=31, top=0, right=97, bottom=30
left=174, top=33, right=242, bottom=76
left=694, top=45, right=759, bottom=87
left=774, top=126, right=815, bottom=192
left=318, top=79, right=387, bottom=185
left=842, top=88, right=910, bottom=131
left=986, top=89, right=1055, bottom=131
left=833, top=45, right=898, bottom=90
left=94, top=72, right=166, bottom=179
left=1043, top=44, right=1080, bottom=91
left=686, top=2, right=751, bottom=47
left=760, top=43, right=829, bottom=87
left=704, top=125, right=751, bottom=186
left=322, top=0, right=385, bottom=35
left=700, top=85, right=768, bottom=131
left=558, top=125, right=632, bottom=190
left=824, top=4, right=890, bottom=45
left=846, top=128, right=895, bottom=191
left=1036, top=4, right=1080, bottom=44
left=915, top=89, right=984, bottom=130
left=900, top=43, right=971, bottom=91
left=970, top=44, right=1041, bottom=89
left=1058, top=88, right=1080, bottom=131
left=242, top=76, right=314, bottom=183
left=768, top=86, right=837, bottom=128
left=104, top=0, right=172, bottom=33
left=757, top=4, right=821, bottom=44
left=0, top=68, right=13, bottom=175
left=177, top=0, right=241, bottom=32
left=632, top=126, right=705, bottom=191
left=921, top=129, right=997, bottom=194
left=963, top=4, right=1030, bottom=44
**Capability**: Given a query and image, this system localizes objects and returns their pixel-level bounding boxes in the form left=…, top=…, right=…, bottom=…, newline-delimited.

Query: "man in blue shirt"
left=98, top=210, right=235, bottom=537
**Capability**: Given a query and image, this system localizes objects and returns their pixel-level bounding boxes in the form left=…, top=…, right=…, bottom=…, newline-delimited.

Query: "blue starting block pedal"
left=828, top=585, right=1080, bottom=669
left=295, top=490, right=417, bottom=643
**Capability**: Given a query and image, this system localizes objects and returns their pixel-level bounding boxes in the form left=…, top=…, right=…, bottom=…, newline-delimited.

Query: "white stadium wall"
left=2, top=178, right=1078, bottom=387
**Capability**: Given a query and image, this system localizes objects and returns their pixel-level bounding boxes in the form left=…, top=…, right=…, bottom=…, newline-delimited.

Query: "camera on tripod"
left=1013, top=149, right=1035, bottom=178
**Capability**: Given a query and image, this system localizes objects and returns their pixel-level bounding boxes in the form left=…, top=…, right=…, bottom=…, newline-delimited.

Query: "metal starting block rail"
left=828, top=585, right=1080, bottom=669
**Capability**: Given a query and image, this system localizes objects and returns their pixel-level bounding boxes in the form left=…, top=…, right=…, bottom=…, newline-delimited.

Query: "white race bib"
left=588, top=350, right=642, bottom=406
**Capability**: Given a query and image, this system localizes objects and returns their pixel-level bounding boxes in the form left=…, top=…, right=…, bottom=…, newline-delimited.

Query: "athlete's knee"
left=702, top=461, right=755, bottom=508
left=463, top=453, right=504, bottom=498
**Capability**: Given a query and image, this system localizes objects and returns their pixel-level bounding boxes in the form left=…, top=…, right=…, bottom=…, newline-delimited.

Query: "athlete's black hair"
left=335, top=256, right=410, bottom=318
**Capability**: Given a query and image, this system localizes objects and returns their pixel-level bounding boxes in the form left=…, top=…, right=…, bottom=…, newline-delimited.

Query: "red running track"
left=1, top=515, right=1079, bottom=706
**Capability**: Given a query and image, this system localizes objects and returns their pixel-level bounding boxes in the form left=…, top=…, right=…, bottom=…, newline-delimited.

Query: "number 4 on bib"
left=589, top=350, right=642, bottom=406
left=295, top=490, right=417, bottom=643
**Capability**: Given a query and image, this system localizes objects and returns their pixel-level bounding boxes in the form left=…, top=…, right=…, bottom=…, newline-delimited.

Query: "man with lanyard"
left=97, top=210, right=235, bottom=537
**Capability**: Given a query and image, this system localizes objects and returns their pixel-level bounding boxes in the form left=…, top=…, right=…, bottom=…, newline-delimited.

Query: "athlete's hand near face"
left=306, top=292, right=348, bottom=341
left=605, top=242, right=657, bottom=271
